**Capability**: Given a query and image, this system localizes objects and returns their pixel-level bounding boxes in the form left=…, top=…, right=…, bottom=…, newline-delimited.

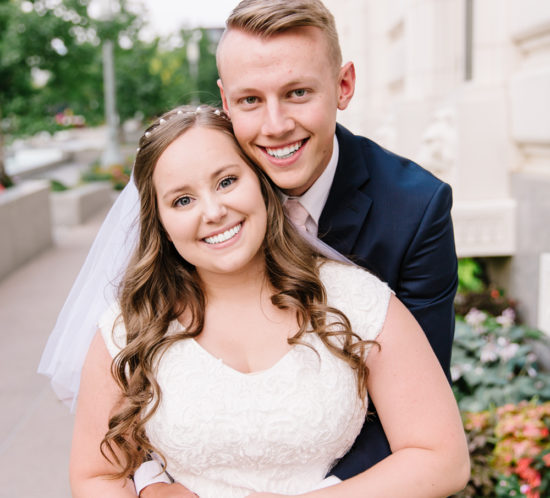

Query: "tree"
left=0, top=0, right=221, bottom=188
left=0, top=0, right=101, bottom=185
left=115, top=27, right=221, bottom=123
left=0, top=0, right=143, bottom=186
left=0, top=0, right=31, bottom=186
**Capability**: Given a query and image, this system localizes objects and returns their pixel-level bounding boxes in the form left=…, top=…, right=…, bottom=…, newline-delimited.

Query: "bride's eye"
left=175, top=195, right=192, bottom=207
left=219, top=176, right=237, bottom=189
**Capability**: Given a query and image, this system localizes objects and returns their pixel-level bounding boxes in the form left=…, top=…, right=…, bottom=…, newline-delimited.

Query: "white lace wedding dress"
left=100, top=261, right=391, bottom=497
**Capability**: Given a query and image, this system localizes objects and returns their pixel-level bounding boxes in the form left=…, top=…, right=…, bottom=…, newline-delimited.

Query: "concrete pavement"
left=0, top=204, right=112, bottom=498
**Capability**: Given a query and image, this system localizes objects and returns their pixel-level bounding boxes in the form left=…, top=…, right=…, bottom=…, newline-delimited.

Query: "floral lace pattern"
left=100, top=261, right=391, bottom=497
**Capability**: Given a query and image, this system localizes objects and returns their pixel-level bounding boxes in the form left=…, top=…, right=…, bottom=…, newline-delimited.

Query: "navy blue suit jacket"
left=322, top=124, right=458, bottom=479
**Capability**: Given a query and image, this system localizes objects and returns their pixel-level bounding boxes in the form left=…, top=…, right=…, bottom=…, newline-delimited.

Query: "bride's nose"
left=201, top=196, right=227, bottom=223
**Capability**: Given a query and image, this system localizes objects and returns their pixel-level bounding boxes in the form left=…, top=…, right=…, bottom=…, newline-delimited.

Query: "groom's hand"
left=140, top=482, right=199, bottom=498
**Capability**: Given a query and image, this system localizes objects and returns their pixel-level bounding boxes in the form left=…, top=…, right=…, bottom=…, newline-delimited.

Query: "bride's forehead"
left=154, top=134, right=248, bottom=179
left=164, top=126, right=236, bottom=151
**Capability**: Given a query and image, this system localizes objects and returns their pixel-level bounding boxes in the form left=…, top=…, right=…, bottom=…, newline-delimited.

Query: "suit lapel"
left=318, top=124, right=372, bottom=256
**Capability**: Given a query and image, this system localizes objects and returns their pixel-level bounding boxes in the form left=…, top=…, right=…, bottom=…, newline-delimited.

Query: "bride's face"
left=153, top=126, right=268, bottom=278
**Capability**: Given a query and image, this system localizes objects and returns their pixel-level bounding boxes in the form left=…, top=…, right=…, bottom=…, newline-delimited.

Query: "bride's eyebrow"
left=210, top=164, right=241, bottom=178
left=161, top=164, right=241, bottom=201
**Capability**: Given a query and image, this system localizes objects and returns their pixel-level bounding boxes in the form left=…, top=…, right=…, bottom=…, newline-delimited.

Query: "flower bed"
left=458, top=402, right=550, bottom=497
left=453, top=258, right=550, bottom=497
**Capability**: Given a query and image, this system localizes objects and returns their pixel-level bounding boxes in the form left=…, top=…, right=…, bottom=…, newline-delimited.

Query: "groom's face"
left=217, top=26, right=355, bottom=197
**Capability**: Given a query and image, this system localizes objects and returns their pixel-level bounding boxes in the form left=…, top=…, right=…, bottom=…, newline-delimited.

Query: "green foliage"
left=452, top=309, right=550, bottom=412
left=81, top=162, right=131, bottom=191
left=1, top=1, right=221, bottom=139
left=50, top=179, right=68, bottom=191
left=458, top=257, right=486, bottom=293
left=1, top=0, right=106, bottom=135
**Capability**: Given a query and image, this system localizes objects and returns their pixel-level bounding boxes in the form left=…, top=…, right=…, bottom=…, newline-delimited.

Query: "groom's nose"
left=261, top=99, right=295, bottom=137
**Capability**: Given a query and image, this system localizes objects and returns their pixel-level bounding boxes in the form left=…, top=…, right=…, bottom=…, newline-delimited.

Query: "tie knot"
left=284, top=198, right=309, bottom=232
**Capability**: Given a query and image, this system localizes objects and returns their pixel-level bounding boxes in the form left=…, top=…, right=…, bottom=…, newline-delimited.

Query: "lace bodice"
left=100, top=261, right=391, bottom=497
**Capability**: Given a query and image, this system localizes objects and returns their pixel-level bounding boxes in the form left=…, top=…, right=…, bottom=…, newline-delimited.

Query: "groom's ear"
left=217, top=79, right=230, bottom=115
left=336, top=62, right=356, bottom=111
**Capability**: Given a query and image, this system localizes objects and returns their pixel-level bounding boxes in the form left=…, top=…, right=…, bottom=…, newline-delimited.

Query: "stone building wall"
left=324, top=0, right=550, bottom=332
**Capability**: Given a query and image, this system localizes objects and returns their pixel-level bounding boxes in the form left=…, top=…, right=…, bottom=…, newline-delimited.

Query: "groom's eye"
left=291, top=89, right=307, bottom=98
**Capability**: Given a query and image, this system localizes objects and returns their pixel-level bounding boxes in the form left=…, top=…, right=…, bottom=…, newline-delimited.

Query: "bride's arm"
left=248, top=295, right=469, bottom=498
left=312, top=295, right=469, bottom=497
left=69, top=331, right=137, bottom=497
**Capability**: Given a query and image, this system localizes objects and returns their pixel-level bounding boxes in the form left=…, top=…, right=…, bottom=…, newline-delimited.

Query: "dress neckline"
left=189, top=338, right=298, bottom=377
left=171, top=319, right=300, bottom=377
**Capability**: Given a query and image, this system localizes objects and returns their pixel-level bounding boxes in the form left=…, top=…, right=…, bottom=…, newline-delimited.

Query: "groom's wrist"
left=133, top=460, right=171, bottom=496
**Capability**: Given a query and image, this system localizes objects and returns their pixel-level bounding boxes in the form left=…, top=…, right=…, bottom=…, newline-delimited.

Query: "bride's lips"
left=202, top=222, right=243, bottom=246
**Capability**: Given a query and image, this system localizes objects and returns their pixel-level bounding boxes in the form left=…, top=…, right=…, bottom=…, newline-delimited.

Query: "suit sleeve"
left=397, top=182, right=458, bottom=380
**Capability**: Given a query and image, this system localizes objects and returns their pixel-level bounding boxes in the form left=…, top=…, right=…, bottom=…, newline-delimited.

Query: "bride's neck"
left=198, top=263, right=269, bottom=304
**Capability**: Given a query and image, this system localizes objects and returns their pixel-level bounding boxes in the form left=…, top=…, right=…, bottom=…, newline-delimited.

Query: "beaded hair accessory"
left=142, top=105, right=231, bottom=141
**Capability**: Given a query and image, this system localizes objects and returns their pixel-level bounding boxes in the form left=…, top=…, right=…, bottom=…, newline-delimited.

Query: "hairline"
left=216, top=25, right=342, bottom=79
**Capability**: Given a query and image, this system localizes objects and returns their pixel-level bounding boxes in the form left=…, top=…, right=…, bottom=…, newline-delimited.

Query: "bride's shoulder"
left=318, top=259, right=393, bottom=336
left=318, top=259, right=390, bottom=294
left=98, top=302, right=126, bottom=357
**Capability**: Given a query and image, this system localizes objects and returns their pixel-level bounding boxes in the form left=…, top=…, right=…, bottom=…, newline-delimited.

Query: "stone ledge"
left=50, top=182, right=113, bottom=226
left=0, top=180, right=53, bottom=281
left=453, top=198, right=517, bottom=258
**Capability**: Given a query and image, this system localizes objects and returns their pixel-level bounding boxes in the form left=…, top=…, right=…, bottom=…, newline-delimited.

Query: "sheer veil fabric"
left=38, top=177, right=350, bottom=410
left=38, top=179, right=140, bottom=410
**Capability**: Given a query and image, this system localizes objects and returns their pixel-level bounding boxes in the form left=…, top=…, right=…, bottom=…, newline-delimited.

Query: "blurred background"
left=0, top=1, right=549, bottom=497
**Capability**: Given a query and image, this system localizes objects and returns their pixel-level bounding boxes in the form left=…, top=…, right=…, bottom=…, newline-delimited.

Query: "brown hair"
left=219, top=0, right=342, bottom=71
left=100, top=105, right=375, bottom=478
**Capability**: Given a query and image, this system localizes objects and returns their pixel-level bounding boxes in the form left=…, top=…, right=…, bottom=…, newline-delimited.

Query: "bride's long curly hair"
left=101, top=105, right=377, bottom=478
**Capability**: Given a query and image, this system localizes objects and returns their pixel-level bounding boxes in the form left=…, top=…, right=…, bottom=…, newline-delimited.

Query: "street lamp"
left=187, top=31, right=201, bottom=105
left=90, top=0, right=122, bottom=167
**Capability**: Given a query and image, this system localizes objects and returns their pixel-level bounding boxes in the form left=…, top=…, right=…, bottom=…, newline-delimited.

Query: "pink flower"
left=496, top=307, right=516, bottom=328
left=522, top=422, right=545, bottom=439
left=498, top=403, right=518, bottom=416
left=465, top=308, right=487, bottom=328
left=465, top=411, right=489, bottom=431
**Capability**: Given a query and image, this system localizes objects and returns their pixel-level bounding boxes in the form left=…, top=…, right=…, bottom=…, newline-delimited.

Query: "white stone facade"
left=324, top=0, right=550, bottom=331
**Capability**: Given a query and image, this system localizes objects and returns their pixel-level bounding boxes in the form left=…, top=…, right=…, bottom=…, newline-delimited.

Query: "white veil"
left=38, top=179, right=140, bottom=411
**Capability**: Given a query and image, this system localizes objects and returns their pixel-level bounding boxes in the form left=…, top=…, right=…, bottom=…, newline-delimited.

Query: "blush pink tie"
left=284, top=198, right=310, bottom=234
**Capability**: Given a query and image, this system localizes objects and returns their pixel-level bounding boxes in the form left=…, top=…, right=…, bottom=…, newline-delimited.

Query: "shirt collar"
left=281, top=134, right=339, bottom=225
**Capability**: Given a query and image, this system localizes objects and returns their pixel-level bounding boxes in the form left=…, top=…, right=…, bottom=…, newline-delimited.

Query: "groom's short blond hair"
left=220, top=0, right=342, bottom=70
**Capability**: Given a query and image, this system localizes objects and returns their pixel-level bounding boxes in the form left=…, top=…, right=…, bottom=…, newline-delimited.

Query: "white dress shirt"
left=281, top=134, right=339, bottom=236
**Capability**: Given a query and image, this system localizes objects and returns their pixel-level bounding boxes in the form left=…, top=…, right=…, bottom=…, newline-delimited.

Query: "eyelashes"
left=173, top=175, right=238, bottom=208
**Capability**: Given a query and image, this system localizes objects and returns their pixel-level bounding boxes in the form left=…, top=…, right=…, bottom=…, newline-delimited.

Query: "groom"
left=138, top=0, right=458, bottom=495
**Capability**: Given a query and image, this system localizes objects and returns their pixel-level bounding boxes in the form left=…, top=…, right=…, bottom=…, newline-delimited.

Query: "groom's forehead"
left=216, top=27, right=335, bottom=81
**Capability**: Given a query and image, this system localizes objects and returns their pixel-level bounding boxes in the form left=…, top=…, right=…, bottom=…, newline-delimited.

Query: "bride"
left=68, top=105, right=469, bottom=497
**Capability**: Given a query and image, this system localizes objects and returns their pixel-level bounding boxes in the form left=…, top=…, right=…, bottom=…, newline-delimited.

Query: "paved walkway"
left=0, top=205, right=112, bottom=498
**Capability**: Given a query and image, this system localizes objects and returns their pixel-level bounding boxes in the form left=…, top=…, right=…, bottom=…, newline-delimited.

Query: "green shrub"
left=81, top=163, right=131, bottom=191
left=452, top=308, right=550, bottom=412
left=50, top=179, right=69, bottom=192
left=458, top=257, right=486, bottom=294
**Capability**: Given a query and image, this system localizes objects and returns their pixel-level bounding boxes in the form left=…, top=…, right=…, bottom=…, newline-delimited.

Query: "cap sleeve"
left=320, top=260, right=393, bottom=344
left=98, top=303, right=127, bottom=358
